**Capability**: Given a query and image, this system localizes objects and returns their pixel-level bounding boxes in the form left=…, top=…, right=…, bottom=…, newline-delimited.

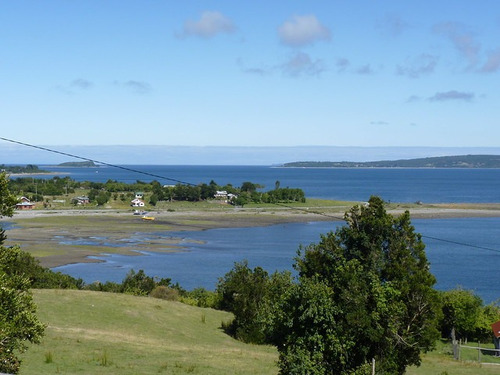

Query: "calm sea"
left=53, top=218, right=500, bottom=303
left=36, top=165, right=500, bottom=203
left=26, top=165, right=500, bottom=303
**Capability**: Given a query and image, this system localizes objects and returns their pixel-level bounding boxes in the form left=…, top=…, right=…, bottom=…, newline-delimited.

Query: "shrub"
left=150, top=286, right=179, bottom=301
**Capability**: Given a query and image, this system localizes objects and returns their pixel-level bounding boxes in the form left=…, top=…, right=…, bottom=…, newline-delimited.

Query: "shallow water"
left=54, top=217, right=500, bottom=304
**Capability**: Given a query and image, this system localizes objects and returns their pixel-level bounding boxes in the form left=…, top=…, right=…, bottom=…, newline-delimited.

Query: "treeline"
left=7, top=176, right=306, bottom=206
left=0, top=243, right=217, bottom=308
left=283, top=154, right=500, bottom=168
left=1, top=164, right=46, bottom=173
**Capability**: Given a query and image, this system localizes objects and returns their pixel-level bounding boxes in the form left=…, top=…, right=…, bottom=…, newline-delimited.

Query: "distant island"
left=282, top=155, right=500, bottom=168
left=57, top=161, right=96, bottom=167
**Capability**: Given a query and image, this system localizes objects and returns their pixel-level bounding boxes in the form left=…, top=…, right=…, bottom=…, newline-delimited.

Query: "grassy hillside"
left=19, top=290, right=500, bottom=374
left=19, top=290, right=278, bottom=374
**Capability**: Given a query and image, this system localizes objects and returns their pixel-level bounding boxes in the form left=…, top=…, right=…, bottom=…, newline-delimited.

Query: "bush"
left=150, top=286, right=179, bottom=301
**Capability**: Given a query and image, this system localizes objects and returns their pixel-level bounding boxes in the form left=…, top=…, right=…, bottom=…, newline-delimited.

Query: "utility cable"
left=0, top=137, right=197, bottom=186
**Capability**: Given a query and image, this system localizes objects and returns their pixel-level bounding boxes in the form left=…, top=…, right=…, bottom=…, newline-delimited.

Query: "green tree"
left=275, top=196, right=440, bottom=375
left=149, top=193, right=158, bottom=206
left=0, top=173, right=45, bottom=373
left=439, top=288, right=498, bottom=342
left=0, top=172, right=17, bottom=219
left=216, top=261, right=293, bottom=344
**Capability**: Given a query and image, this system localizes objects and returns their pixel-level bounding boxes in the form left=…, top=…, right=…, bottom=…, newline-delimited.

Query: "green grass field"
left=18, top=290, right=500, bottom=375
left=20, top=290, right=278, bottom=374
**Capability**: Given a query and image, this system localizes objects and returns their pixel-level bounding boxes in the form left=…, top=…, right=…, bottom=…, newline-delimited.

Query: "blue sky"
left=1, top=1, right=500, bottom=150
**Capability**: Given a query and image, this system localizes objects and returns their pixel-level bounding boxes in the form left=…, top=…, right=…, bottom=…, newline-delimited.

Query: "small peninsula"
left=282, top=155, right=500, bottom=168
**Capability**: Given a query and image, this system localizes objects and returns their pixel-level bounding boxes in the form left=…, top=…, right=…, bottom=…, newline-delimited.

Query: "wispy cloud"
left=377, top=14, right=409, bottom=36
left=114, top=80, right=152, bottom=94
left=243, top=67, right=269, bottom=76
left=428, top=90, right=474, bottom=102
left=335, top=58, right=350, bottom=72
left=433, top=22, right=480, bottom=69
left=178, top=11, right=235, bottom=39
left=406, top=95, right=421, bottom=103
left=480, top=48, right=500, bottom=73
left=397, top=54, right=438, bottom=78
left=370, top=121, right=389, bottom=126
left=70, top=78, right=93, bottom=90
left=278, top=15, right=331, bottom=47
left=280, top=52, right=326, bottom=77
left=54, top=78, right=94, bottom=94
left=356, top=64, right=374, bottom=75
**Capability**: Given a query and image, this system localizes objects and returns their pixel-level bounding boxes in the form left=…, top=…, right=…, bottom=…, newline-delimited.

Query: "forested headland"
left=283, top=154, right=500, bottom=168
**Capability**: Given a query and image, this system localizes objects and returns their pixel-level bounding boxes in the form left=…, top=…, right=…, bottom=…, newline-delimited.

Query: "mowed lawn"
left=19, top=290, right=500, bottom=375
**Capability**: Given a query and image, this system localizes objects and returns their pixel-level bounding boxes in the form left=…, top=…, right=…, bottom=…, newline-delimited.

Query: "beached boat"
left=142, top=216, right=155, bottom=221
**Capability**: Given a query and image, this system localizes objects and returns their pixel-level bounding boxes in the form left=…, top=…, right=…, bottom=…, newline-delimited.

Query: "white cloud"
left=180, top=11, right=235, bottom=39
left=278, top=15, right=331, bottom=47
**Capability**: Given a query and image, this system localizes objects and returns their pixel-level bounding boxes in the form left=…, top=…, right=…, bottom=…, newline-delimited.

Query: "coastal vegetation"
left=57, top=161, right=96, bottom=167
left=0, top=164, right=47, bottom=174
left=7, top=175, right=305, bottom=207
left=2, top=171, right=500, bottom=373
left=283, top=154, right=500, bottom=168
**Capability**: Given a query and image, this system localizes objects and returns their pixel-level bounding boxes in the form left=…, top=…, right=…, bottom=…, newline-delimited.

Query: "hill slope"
left=19, top=290, right=499, bottom=374
left=20, top=290, right=277, bottom=375
left=283, top=155, right=500, bottom=168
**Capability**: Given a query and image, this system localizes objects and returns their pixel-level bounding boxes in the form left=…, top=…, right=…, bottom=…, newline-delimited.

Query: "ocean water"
left=54, top=218, right=500, bottom=304
left=34, top=165, right=500, bottom=203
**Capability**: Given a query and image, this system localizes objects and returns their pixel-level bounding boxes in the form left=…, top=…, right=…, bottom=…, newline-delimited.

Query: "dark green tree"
left=0, top=172, right=17, bottom=219
left=0, top=173, right=45, bottom=373
left=275, top=196, right=440, bottom=375
left=217, top=261, right=293, bottom=344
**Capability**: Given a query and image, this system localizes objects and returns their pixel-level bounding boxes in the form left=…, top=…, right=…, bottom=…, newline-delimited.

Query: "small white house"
left=131, top=198, right=145, bottom=207
left=214, top=191, right=228, bottom=199
left=16, top=197, right=34, bottom=210
left=135, top=192, right=144, bottom=199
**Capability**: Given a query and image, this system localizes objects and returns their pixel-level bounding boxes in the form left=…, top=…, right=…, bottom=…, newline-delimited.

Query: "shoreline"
left=3, top=204, right=500, bottom=268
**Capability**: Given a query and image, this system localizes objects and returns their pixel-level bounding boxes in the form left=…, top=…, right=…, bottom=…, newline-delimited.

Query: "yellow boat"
left=142, top=216, right=155, bottom=221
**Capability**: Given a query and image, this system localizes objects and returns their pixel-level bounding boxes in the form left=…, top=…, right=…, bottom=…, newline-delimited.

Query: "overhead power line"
left=0, top=137, right=197, bottom=186
left=2, top=136, right=500, bottom=254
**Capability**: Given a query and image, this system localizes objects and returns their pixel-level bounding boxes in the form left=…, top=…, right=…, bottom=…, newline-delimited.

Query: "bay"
left=54, top=217, right=500, bottom=304
left=34, top=165, right=500, bottom=203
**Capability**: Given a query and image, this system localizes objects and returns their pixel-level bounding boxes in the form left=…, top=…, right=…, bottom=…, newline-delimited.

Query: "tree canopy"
left=0, top=172, right=45, bottom=373
left=275, top=196, right=441, bottom=375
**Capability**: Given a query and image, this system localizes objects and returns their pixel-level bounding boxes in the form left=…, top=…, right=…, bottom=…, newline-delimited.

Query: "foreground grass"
left=20, top=290, right=278, bottom=375
left=20, top=290, right=500, bottom=375
left=407, top=340, right=500, bottom=375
